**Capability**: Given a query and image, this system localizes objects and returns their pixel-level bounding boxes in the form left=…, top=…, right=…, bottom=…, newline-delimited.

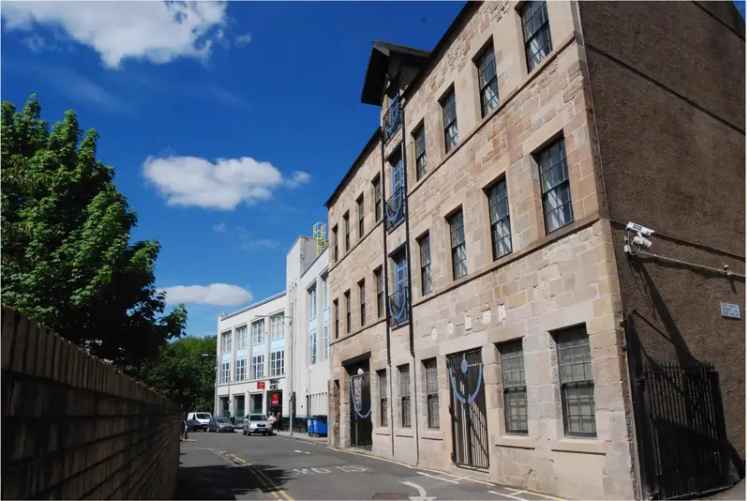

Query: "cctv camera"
left=626, top=222, right=655, bottom=237
left=632, top=235, right=652, bottom=249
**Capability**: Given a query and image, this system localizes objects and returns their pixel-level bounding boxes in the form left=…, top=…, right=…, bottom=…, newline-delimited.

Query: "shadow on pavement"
left=176, top=462, right=291, bottom=500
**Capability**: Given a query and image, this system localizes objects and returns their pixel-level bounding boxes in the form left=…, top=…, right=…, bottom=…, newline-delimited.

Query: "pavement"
left=176, top=430, right=565, bottom=500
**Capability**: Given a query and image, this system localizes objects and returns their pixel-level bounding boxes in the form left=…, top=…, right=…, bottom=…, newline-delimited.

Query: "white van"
left=187, top=412, right=212, bottom=431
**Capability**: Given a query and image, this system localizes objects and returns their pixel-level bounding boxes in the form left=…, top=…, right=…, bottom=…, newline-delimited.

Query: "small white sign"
left=720, top=302, right=741, bottom=319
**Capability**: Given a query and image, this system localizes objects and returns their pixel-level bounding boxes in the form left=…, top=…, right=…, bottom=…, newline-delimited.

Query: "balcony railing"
left=385, top=186, right=405, bottom=231
left=388, top=286, right=410, bottom=328
left=383, top=99, right=402, bottom=142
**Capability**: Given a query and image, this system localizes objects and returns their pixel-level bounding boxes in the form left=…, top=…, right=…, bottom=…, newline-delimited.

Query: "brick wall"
left=1, top=306, right=181, bottom=500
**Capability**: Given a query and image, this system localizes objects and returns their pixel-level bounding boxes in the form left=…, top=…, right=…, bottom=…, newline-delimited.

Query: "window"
left=252, top=354, right=265, bottom=380
left=308, top=286, right=317, bottom=321
left=343, top=212, right=350, bottom=252
left=358, top=279, right=366, bottom=326
left=236, top=325, right=248, bottom=350
left=537, top=138, right=573, bottom=233
left=270, top=350, right=284, bottom=376
left=413, top=124, right=427, bottom=180
left=357, top=195, right=365, bottom=238
left=332, top=225, right=339, bottom=261
left=521, top=1, right=552, bottom=72
left=333, top=299, right=339, bottom=339
left=390, top=248, right=409, bottom=327
left=556, top=326, right=596, bottom=437
left=448, top=210, right=467, bottom=279
left=500, top=340, right=527, bottom=434
left=378, top=369, right=388, bottom=427
left=372, top=175, right=382, bottom=223
left=221, top=361, right=230, bottom=383
left=270, top=313, right=284, bottom=339
left=418, top=234, right=432, bottom=296
left=476, top=43, right=499, bottom=117
left=399, top=364, right=411, bottom=428
left=251, top=320, right=264, bottom=345
left=235, top=358, right=247, bottom=382
left=375, top=267, right=384, bottom=318
left=344, top=290, right=351, bottom=334
left=441, top=88, right=458, bottom=152
left=487, top=178, right=512, bottom=259
left=221, top=331, right=232, bottom=353
left=424, top=358, right=439, bottom=429
left=321, top=276, right=329, bottom=359
left=309, top=326, right=317, bottom=364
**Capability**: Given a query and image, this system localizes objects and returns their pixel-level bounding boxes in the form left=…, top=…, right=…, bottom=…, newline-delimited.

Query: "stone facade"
left=325, top=2, right=744, bottom=500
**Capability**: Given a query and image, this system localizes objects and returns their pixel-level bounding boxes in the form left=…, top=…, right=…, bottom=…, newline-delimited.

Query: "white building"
left=286, top=232, right=330, bottom=430
left=215, top=292, right=288, bottom=419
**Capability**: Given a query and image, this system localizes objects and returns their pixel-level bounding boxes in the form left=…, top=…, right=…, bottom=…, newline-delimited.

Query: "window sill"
left=550, top=438, right=606, bottom=455
left=374, top=427, right=392, bottom=437
left=395, top=429, right=414, bottom=438
left=495, top=435, right=535, bottom=450
left=420, top=429, right=444, bottom=441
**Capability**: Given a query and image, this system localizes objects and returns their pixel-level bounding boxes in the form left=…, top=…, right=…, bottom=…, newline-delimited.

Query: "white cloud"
left=235, top=33, right=252, bottom=47
left=161, top=283, right=252, bottom=306
left=143, top=155, right=310, bottom=210
left=241, top=238, right=279, bottom=250
left=212, top=223, right=227, bottom=233
left=285, top=170, right=312, bottom=188
left=2, top=1, right=228, bottom=68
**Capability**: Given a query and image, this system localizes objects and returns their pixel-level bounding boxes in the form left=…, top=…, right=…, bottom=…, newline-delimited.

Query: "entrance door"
left=349, top=372, right=373, bottom=449
left=447, top=349, right=489, bottom=469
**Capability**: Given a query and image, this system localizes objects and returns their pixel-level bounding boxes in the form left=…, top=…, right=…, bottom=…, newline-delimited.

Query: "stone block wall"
left=1, top=307, right=181, bottom=500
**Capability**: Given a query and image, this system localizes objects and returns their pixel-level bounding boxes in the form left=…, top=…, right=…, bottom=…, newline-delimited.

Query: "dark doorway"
left=447, top=349, right=489, bottom=469
left=349, top=371, right=372, bottom=449
left=633, top=359, right=737, bottom=498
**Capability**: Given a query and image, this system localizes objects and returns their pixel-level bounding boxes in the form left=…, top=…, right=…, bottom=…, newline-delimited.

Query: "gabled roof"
left=360, top=41, right=431, bottom=105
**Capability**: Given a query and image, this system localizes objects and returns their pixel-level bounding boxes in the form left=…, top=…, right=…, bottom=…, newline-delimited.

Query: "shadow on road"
left=176, top=461, right=291, bottom=500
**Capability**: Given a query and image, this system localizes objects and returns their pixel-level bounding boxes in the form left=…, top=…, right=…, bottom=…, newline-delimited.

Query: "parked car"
left=243, top=414, right=272, bottom=436
left=208, top=416, right=235, bottom=433
left=186, top=412, right=212, bottom=431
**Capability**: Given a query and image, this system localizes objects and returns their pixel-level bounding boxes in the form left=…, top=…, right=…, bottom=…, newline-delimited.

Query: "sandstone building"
left=325, top=2, right=744, bottom=499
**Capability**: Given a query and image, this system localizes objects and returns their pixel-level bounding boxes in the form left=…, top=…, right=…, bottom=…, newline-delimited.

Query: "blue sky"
left=1, top=1, right=465, bottom=337
left=1, top=2, right=744, bottom=337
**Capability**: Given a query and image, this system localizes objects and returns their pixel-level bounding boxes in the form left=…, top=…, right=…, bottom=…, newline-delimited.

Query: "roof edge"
left=219, top=290, right=286, bottom=322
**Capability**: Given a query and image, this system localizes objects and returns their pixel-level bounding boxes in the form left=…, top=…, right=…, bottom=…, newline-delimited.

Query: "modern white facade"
left=215, top=292, right=288, bottom=419
left=286, top=236, right=330, bottom=426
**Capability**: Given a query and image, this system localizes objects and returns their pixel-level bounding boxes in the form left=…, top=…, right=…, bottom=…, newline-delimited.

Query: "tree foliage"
left=139, top=336, right=217, bottom=413
left=1, top=95, right=187, bottom=369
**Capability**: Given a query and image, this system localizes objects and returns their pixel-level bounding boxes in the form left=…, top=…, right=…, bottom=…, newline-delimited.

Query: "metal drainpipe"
left=398, top=89, right=420, bottom=466
left=379, top=126, right=396, bottom=459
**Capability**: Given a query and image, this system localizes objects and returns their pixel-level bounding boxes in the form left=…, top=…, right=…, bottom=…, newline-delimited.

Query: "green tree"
left=1, top=95, right=186, bottom=369
left=139, top=336, right=216, bottom=413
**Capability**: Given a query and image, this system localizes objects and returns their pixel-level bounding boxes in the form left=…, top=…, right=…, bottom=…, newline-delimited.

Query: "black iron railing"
left=385, top=187, right=404, bottom=231
left=388, top=286, right=409, bottom=327
left=383, top=99, right=401, bottom=142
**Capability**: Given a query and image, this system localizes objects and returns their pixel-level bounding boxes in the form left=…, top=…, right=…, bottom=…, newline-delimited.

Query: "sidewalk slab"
left=276, top=430, right=329, bottom=445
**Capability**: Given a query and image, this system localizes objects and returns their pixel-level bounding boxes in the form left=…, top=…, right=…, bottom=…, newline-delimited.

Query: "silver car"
left=242, top=414, right=272, bottom=436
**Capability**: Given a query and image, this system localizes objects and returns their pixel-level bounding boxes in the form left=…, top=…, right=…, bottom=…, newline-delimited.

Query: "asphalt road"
left=176, top=431, right=563, bottom=501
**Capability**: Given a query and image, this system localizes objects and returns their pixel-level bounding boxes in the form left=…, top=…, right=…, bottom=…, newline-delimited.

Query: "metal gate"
left=447, top=349, right=489, bottom=469
left=636, top=361, right=734, bottom=499
left=349, top=372, right=372, bottom=449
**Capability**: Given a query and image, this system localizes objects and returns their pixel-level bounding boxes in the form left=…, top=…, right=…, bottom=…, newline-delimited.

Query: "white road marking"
left=515, top=490, right=565, bottom=501
left=416, top=471, right=459, bottom=484
left=294, top=449, right=302, bottom=453
left=401, top=481, right=435, bottom=501
left=503, top=489, right=523, bottom=495
left=489, top=490, right=526, bottom=501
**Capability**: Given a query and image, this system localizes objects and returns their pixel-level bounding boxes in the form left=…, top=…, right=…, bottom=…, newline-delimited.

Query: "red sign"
left=257, top=381, right=266, bottom=390
left=271, top=393, right=280, bottom=406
